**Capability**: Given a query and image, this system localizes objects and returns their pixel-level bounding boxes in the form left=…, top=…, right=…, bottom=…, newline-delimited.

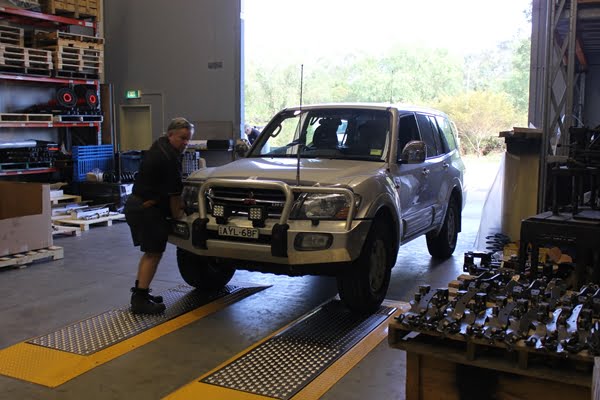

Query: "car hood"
left=187, top=157, right=386, bottom=187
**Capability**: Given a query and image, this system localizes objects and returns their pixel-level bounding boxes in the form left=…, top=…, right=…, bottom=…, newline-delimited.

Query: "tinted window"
left=416, top=113, right=439, bottom=157
left=435, top=115, right=458, bottom=152
left=397, top=114, right=420, bottom=159
left=427, top=115, right=444, bottom=154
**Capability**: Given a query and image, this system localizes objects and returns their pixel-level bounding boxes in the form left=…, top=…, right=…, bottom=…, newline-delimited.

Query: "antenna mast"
left=296, top=64, right=304, bottom=186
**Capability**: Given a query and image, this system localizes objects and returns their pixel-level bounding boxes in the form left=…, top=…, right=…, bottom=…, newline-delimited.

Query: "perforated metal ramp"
left=201, top=300, right=395, bottom=400
left=27, top=285, right=259, bottom=355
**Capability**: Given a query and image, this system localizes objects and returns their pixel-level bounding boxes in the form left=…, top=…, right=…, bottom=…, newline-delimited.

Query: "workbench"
left=388, top=322, right=592, bottom=400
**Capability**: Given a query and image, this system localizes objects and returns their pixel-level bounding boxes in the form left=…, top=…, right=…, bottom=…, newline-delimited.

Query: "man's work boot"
left=135, top=280, right=163, bottom=303
left=131, top=286, right=166, bottom=315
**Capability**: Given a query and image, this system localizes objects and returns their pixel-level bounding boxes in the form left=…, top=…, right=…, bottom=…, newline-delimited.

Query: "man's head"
left=244, top=124, right=252, bottom=135
left=167, top=117, right=194, bottom=153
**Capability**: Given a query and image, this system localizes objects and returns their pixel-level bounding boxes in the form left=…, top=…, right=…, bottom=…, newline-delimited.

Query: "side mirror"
left=400, top=140, right=426, bottom=164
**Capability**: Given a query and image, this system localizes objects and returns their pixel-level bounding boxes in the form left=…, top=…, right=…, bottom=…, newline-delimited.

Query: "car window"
left=427, top=115, right=444, bottom=154
left=397, top=114, right=420, bottom=160
left=416, top=113, right=439, bottom=157
left=435, top=115, right=458, bottom=152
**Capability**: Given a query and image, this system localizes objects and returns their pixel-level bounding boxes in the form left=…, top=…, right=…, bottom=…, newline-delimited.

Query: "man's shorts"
left=124, top=196, right=170, bottom=253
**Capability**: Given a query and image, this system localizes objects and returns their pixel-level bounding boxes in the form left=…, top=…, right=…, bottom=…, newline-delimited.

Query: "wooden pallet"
left=53, top=213, right=125, bottom=231
left=51, top=224, right=81, bottom=237
left=50, top=194, right=82, bottom=205
left=0, top=25, right=24, bottom=47
left=0, top=113, right=53, bottom=122
left=40, top=0, right=99, bottom=20
left=0, top=45, right=53, bottom=70
left=34, top=30, right=104, bottom=47
left=0, top=246, right=64, bottom=270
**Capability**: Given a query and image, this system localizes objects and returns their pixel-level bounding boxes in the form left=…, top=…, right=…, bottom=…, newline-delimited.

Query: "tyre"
left=426, top=197, right=459, bottom=259
left=336, top=218, right=393, bottom=314
left=176, top=248, right=235, bottom=290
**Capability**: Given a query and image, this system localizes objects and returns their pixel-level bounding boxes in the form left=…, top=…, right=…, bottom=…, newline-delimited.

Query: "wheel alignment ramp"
left=0, top=284, right=268, bottom=388
left=165, top=299, right=410, bottom=400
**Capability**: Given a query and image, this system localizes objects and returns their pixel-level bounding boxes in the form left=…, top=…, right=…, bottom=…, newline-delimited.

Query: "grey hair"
left=167, top=117, right=194, bottom=133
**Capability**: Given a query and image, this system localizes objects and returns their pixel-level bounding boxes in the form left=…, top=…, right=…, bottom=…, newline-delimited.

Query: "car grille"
left=207, top=187, right=293, bottom=218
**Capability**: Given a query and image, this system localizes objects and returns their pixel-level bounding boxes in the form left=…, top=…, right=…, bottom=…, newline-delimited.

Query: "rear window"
left=435, top=115, right=458, bottom=152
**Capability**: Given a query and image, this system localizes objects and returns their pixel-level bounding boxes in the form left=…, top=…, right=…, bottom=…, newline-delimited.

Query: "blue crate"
left=119, top=151, right=142, bottom=173
left=73, top=157, right=114, bottom=182
left=72, top=145, right=114, bottom=160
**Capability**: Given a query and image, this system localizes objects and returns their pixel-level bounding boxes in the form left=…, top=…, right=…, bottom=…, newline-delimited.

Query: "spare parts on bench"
left=396, top=252, right=600, bottom=357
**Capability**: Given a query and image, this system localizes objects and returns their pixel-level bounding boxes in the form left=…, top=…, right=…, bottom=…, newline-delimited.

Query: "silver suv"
left=169, top=103, right=466, bottom=313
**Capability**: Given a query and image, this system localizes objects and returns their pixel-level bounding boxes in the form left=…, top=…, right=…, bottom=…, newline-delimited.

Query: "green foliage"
left=245, top=36, right=531, bottom=156
left=435, top=91, right=519, bottom=156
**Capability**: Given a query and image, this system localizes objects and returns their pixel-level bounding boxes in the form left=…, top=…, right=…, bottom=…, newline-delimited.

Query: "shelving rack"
left=0, top=4, right=103, bottom=178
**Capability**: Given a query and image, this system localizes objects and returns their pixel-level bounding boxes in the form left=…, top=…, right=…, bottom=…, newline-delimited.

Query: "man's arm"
left=169, top=194, right=184, bottom=219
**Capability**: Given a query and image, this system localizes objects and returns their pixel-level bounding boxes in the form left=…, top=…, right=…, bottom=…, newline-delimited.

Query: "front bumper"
left=169, top=214, right=371, bottom=265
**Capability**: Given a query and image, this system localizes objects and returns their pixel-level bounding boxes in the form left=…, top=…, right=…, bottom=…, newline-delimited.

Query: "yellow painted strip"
left=164, top=300, right=410, bottom=400
left=0, top=287, right=265, bottom=388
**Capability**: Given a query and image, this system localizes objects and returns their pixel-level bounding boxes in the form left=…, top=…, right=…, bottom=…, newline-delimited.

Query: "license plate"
left=218, top=225, right=259, bottom=239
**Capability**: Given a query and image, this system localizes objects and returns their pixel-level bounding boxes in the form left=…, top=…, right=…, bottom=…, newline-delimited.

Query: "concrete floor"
left=0, top=161, right=495, bottom=399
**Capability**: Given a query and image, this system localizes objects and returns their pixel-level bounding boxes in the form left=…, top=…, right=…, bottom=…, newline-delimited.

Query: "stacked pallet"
left=0, top=25, right=24, bottom=47
left=40, top=0, right=99, bottom=20
left=0, top=44, right=53, bottom=75
left=33, top=30, right=103, bottom=79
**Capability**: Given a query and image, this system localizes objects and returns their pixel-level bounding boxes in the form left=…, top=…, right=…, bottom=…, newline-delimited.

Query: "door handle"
left=422, top=168, right=430, bottom=176
left=443, top=162, right=450, bottom=170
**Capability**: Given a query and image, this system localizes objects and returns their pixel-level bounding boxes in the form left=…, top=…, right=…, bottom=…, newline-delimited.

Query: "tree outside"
left=244, top=2, right=532, bottom=157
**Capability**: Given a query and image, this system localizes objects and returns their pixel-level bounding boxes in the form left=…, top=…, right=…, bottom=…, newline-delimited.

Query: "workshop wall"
left=103, top=0, right=242, bottom=147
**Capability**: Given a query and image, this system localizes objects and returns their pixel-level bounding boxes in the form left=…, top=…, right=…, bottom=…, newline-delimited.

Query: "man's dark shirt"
left=132, top=136, right=182, bottom=217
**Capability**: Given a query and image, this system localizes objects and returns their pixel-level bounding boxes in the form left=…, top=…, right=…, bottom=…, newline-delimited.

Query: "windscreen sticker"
left=370, top=149, right=382, bottom=156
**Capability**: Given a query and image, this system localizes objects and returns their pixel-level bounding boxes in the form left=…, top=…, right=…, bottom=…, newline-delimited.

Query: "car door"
left=415, top=113, right=446, bottom=229
left=389, top=112, right=431, bottom=239
left=433, top=114, right=465, bottom=225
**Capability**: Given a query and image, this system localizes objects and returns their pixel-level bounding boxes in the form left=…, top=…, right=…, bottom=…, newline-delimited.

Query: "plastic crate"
left=119, top=151, right=142, bottom=173
left=73, top=157, right=113, bottom=182
left=72, top=145, right=114, bottom=160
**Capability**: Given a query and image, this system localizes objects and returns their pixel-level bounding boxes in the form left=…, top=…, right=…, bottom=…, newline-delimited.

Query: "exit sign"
left=126, top=90, right=142, bottom=99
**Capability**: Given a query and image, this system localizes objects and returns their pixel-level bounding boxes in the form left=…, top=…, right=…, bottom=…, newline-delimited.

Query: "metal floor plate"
left=27, top=285, right=256, bottom=355
left=201, top=300, right=395, bottom=400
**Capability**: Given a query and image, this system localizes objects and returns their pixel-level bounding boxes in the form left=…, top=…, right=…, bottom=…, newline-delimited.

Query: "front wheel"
left=336, top=219, right=393, bottom=314
left=176, top=248, right=235, bottom=290
left=426, top=197, right=459, bottom=259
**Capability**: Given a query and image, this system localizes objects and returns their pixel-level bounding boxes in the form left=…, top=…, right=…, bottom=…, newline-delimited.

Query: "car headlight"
left=182, top=184, right=200, bottom=214
left=291, top=193, right=360, bottom=219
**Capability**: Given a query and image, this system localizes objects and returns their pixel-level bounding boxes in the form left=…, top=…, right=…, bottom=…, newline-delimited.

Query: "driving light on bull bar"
left=248, top=206, right=265, bottom=221
left=212, top=204, right=226, bottom=217
left=294, top=233, right=333, bottom=251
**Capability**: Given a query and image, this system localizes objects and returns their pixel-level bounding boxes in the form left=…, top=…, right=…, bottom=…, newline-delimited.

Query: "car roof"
left=281, top=102, right=449, bottom=117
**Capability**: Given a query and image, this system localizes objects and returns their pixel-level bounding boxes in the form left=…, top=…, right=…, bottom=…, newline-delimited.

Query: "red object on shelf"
left=0, top=167, right=57, bottom=177
left=0, top=122, right=100, bottom=128
left=0, top=6, right=96, bottom=29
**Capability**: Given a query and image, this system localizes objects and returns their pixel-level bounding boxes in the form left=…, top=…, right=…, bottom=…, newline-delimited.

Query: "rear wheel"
left=176, top=248, right=235, bottom=290
left=426, top=197, right=459, bottom=259
left=336, top=219, right=393, bottom=314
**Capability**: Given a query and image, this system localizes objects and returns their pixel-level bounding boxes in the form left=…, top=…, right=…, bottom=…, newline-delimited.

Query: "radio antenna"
left=296, top=64, right=304, bottom=186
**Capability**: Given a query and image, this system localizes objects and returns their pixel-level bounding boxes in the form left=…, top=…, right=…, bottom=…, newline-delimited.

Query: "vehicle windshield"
left=248, top=108, right=391, bottom=161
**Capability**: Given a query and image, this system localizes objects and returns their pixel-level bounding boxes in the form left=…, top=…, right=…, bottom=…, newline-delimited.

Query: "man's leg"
left=131, top=252, right=166, bottom=314
left=136, top=252, right=163, bottom=288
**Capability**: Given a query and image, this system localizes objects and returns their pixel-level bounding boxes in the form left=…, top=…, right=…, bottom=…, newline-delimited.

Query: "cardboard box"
left=0, top=183, right=52, bottom=256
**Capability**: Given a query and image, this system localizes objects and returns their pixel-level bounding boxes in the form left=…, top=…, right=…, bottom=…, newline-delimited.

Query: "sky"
left=243, top=0, right=532, bottom=62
